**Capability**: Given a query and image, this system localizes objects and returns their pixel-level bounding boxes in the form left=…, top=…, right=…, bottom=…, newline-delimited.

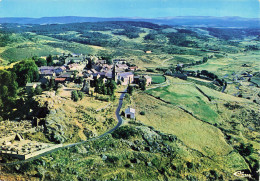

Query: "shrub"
left=106, top=155, right=120, bottom=164
left=140, top=111, right=145, bottom=115
left=112, top=126, right=139, bottom=139
left=237, top=143, right=254, bottom=156
left=71, top=90, right=79, bottom=102
left=147, top=68, right=155, bottom=72
left=77, top=91, right=84, bottom=100
left=187, top=162, right=193, bottom=169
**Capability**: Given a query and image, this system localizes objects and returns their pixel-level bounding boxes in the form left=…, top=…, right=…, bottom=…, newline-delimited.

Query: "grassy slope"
left=133, top=92, right=232, bottom=156
left=187, top=51, right=260, bottom=78
left=145, top=83, right=219, bottom=124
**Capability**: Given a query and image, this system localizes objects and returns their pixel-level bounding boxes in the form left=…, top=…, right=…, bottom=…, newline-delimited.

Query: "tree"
left=35, top=58, right=47, bottom=67
left=32, top=56, right=38, bottom=61
left=0, top=70, right=18, bottom=119
left=13, top=59, right=39, bottom=87
left=27, top=87, right=35, bottom=98
left=46, top=54, right=53, bottom=66
left=49, top=78, right=55, bottom=89
left=107, top=59, right=113, bottom=65
left=106, top=80, right=117, bottom=95
left=127, top=85, right=134, bottom=95
left=77, top=91, right=84, bottom=100
left=71, top=90, right=79, bottom=102
left=0, top=70, right=18, bottom=99
left=35, top=86, right=43, bottom=95
left=86, top=59, right=92, bottom=69
left=94, top=78, right=103, bottom=94
left=203, top=57, right=208, bottom=63
left=75, top=77, right=84, bottom=84
left=124, top=93, right=130, bottom=102
left=102, top=85, right=107, bottom=95
left=139, top=80, right=146, bottom=91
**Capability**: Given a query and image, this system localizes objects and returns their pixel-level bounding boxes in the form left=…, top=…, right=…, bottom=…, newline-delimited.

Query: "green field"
left=151, top=75, right=166, bottom=84
left=145, top=82, right=219, bottom=124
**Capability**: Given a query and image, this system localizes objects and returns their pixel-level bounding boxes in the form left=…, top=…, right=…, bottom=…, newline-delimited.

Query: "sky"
left=0, top=0, right=259, bottom=18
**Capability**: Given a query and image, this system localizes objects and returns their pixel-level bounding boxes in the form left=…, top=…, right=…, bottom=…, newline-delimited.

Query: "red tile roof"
left=55, top=78, right=66, bottom=82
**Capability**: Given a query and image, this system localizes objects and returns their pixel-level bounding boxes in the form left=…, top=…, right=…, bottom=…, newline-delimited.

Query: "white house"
left=125, top=107, right=135, bottom=119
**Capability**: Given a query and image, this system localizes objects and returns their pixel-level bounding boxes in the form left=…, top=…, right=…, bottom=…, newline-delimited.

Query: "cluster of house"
left=83, top=59, right=151, bottom=87
left=26, top=54, right=152, bottom=92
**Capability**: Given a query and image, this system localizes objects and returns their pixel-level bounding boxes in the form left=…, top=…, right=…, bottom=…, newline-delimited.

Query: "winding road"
left=0, top=91, right=127, bottom=166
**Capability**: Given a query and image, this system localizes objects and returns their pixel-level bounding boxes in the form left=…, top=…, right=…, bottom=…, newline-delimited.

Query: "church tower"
left=112, top=64, right=117, bottom=82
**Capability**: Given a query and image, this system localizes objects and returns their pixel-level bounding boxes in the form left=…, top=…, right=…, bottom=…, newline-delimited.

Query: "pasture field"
left=133, top=92, right=232, bottom=156
left=187, top=51, right=260, bottom=79
left=145, top=81, right=219, bottom=124
left=151, top=75, right=166, bottom=84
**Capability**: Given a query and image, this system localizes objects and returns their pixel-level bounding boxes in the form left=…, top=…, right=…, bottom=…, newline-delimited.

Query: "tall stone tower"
left=112, top=64, right=117, bottom=82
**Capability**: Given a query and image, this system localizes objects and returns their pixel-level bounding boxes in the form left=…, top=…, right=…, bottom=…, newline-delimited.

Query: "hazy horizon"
left=1, top=15, right=259, bottom=19
left=0, top=0, right=259, bottom=19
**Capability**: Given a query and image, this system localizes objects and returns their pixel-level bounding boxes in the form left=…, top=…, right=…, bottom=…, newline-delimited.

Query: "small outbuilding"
left=125, top=107, right=135, bottom=119
left=26, top=82, right=41, bottom=92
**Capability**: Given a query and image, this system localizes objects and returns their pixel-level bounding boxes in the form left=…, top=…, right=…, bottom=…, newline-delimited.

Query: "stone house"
left=117, top=72, right=134, bottom=85
left=129, top=66, right=138, bottom=71
left=55, top=78, right=66, bottom=84
left=125, top=107, right=135, bottom=119
left=26, top=82, right=41, bottom=92
left=144, top=75, right=152, bottom=86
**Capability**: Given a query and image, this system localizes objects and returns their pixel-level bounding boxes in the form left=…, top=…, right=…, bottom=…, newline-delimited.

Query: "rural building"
left=26, top=82, right=41, bottom=92
left=55, top=78, right=66, bottom=84
left=129, top=66, right=138, bottom=71
left=58, top=72, right=74, bottom=81
left=116, top=64, right=129, bottom=70
left=39, top=70, right=56, bottom=78
left=144, top=75, right=152, bottom=86
left=117, top=72, right=134, bottom=85
left=113, top=59, right=126, bottom=64
left=125, top=107, right=135, bottom=119
left=65, top=54, right=85, bottom=65
left=39, top=66, right=66, bottom=77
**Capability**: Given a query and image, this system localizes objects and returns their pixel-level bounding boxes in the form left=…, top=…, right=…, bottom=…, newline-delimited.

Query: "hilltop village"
left=0, top=53, right=153, bottom=161
left=27, top=54, right=151, bottom=95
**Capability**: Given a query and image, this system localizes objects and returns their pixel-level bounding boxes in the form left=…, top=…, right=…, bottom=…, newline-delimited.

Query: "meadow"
left=151, top=75, right=166, bottom=84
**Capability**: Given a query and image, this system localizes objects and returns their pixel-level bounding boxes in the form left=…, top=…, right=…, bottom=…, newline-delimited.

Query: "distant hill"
left=0, top=16, right=259, bottom=28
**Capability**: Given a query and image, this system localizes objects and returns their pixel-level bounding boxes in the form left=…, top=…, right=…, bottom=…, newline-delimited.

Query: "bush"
left=77, top=91, right=84, bottom=100
left=140, top=111, right=145, bottom=115
left=105, top=155, right=120, bottom=164
left=147, top=68, right=155, bottom=72
left=71, top=90, right=79, bottom=102
left=187, top=162, right=193, bottom=169
left=237, top=143, right=254, bottom=156
left=112, top=126, right=139, bottom=139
